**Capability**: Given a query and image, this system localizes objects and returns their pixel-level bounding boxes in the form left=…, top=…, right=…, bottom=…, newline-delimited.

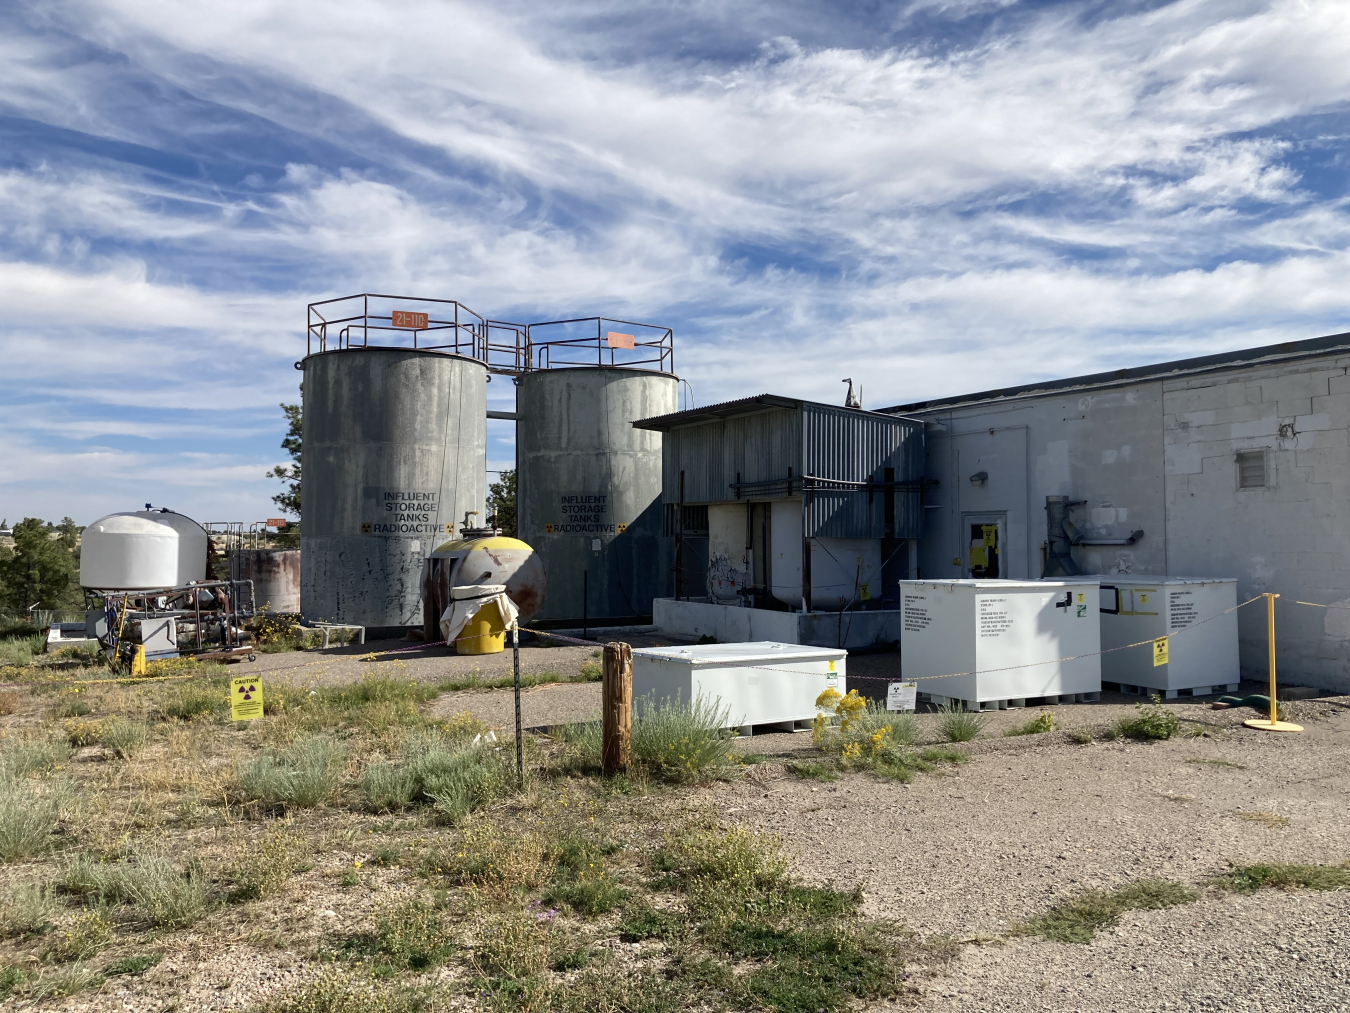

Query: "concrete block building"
left=884, top=330, right=1350, bottom=694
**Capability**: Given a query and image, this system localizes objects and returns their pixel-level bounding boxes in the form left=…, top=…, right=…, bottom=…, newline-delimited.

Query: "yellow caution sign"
left=1152, top=637, right=1169, bottom=667
left=231, top=677, right=264, bottom=720
left=828, top=660, right=836, bottom=672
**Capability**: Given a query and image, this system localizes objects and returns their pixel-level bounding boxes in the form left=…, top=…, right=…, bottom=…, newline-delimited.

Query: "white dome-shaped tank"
left=421, top=535, right=546, bottom=642
left=80, top=509, right=209, bottom=590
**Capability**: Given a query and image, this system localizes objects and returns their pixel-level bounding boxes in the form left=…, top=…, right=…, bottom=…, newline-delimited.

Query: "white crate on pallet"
left=899, top=580, right=1101, bottom=709
left=631, top=641, right=846, bottom=733
left=1054, top=576, right=1239, bottom=697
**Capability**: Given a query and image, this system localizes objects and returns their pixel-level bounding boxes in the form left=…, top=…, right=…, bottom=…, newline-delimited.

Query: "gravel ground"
left=431, top=680, right=602, bottom=730
left=701, top=695, right=1350, bottom=1012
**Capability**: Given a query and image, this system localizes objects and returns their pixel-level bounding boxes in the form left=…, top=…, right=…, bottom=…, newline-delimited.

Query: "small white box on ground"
left=631, top=641, right=846, bottom=733
left=899, top=580, right=1101, bottom=709
left=1055, top=576, right=1239, bottom=697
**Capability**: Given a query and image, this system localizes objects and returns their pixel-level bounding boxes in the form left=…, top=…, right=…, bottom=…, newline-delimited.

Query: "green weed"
left=1114, top=698, right=1182, bottom=740
left=43, top=909, right=113, bottom=963
left=156, top=678, right=231, bottom=721
left=238, top=735, right=347, bottom=809
left=1005, top=711, right=1054, bottom=737
left=103, top=953, right=161, bottom=977
left=230, top=829, right=310, bottom=901
left=618, top=902, right=683, bottom=942
left=0, top=776, right=76, bottom=862
left=786, top=759, right=840, bottom=782
left=936, top=701, right=986, bottom=742
left=60, top=852, right=212, bottom=928
left=1019, top=879, right=1198, bottom=943
left=0, top=880, right=59, bottom=937
left=252, top=969, right=427, bottom=1013
left=1211, top=862, right=1350, bottom=892
left=374, top=897, right=452, bottom=971
left=0, top=735, right=71, bottom=778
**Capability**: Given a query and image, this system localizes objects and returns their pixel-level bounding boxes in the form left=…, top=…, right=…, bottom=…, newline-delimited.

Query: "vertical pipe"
left=1267, top=592, right=1278, bottom=724
left=801, top=484, right=812, bottom=614
left=676, top=471, right=686, bottom=601
left=583, top=570, right=589, bottom=640
left=513, top=626, right=522, bottom=786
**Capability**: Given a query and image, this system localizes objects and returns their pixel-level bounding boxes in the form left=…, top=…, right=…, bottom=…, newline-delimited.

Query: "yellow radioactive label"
left=231, top=677, right=264, bottom=720
left=1077, top=592, right=1085, bottom=603
left=828, top=660, right=836, bottom=672
left=1152, top=637, right=1169, bottom=667
left=859, top=583, right=871, bottom=601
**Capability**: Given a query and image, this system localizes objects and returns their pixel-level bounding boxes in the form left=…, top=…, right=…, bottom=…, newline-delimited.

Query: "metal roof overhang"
left=880, top=329, right=1350, bottom=415
left=633, top=394, right=921, bottom=432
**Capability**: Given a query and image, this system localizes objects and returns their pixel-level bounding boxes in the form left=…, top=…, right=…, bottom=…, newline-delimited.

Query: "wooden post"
left=602, top=641, right=632, bottom=774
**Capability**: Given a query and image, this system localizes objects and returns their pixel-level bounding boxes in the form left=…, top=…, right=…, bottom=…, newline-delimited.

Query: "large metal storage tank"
left=517, top=368, right=677, bottom=623
left=301, top=348, right=487, bottom=630
left=231, top=549, right=301, bottom=613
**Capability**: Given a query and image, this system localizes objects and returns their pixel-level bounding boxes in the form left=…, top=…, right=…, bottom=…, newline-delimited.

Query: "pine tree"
left=268, top=395, right=302, bottom=519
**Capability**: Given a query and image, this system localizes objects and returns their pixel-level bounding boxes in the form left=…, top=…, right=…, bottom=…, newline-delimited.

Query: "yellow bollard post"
left=1244, top=592, right=1302, bottom=733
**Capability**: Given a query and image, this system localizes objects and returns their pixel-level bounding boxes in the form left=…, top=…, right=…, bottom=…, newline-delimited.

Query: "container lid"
left=450, top=584, right=506, bottom=600
left=900, top=579, right=1093, bottom=590
left=633, top=641, right=847, bottom=665
left=1035, top=575, right=1239, bottom=585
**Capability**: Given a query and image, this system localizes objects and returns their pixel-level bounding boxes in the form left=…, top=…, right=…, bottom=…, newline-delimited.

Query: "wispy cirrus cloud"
left=1, top=0, right=1349, bottom=523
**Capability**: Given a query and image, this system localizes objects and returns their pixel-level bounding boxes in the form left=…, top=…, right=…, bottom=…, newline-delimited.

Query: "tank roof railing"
left=308, top=294, right=486, bottom=358
left=525, top=317, right=674, bottom=374
left=306, top=296, right=675, bottom=375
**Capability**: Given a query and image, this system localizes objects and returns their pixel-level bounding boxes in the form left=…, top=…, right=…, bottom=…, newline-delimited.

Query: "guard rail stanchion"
left=1244, top=592, right=1303, bottom=733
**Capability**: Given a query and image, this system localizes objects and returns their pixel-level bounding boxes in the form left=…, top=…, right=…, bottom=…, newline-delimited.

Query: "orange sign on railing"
left=392, top=311, right=429, bottom=329
left=606, top=331, right=635, bottom=349
left=267, top=519, right=288, bottom=528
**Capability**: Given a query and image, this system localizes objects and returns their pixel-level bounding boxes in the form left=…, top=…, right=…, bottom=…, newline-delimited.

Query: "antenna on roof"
left=842, top=378, right=861, bottom=409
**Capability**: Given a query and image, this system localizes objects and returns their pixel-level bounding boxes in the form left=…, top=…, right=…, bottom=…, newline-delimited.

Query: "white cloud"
left=1, top=0, right=1349, bottom=523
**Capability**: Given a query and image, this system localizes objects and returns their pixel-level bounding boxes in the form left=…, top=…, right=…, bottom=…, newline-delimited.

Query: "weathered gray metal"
left=517, top=367, right=677, bottom=622
left=636, top=396, right=925, bottom=539
left=301, top=348, right=487, bottom=629
left=229, top=549, right=300, bottom=613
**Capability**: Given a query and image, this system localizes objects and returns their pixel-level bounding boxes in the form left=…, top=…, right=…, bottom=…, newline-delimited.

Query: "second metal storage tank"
left=301, top=347, right=487, bottom=630
left=231, top=549, right=301, bottom=613
left=517, top=367, right=677, bottom=623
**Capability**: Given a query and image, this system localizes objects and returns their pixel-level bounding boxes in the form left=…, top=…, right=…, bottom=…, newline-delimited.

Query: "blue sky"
left=2, top=0, right=1349, bottom=525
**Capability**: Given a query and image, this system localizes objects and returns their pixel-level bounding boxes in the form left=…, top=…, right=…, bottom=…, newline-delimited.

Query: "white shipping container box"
left=899, top=580, right=1101, bottom=708
left=1057, top=576, right=1239, bottom=696
left=631, top=641, right=846, bottom=732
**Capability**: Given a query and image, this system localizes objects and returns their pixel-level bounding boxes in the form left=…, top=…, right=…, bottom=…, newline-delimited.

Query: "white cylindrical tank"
left=81, top=510, right=209, bottom=590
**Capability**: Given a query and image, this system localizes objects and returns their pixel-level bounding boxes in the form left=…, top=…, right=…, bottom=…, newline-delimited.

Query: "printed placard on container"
left=1152, top=636, right=1169, bottom=667
left=887, top=681, right=918, bottom=712
left=391, top=310, right=429, bottom=329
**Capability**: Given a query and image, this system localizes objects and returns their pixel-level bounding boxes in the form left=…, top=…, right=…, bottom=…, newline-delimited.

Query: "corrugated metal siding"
left=661, top=408, right=801, bottom=504
left=660, top=404, right=923, bottom=540
left=803, top=406, right=923, bottom=539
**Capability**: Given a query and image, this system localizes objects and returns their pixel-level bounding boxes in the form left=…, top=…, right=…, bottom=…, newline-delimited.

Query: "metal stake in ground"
left=1245, top=592, right=1303, bottom=733
left=513, top=626, right=523, bottom=784
left=602, top=641, right=632, bottom=774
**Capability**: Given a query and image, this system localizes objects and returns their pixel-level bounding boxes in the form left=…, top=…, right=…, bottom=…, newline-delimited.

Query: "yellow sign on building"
left=230, top=677, right=264, bottom=720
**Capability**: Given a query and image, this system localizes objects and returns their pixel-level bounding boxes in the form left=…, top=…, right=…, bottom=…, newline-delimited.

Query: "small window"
left=1237, top=450, right=1267, bottom=489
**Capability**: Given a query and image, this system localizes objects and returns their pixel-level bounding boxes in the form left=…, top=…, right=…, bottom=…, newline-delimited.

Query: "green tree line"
left=0, top=518, right=84, bottom=614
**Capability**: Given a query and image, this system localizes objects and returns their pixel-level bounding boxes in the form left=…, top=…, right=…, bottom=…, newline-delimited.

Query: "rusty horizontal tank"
left=230, top=549, right=301, bottom=613
left=421, top=535, right=546, bottom=643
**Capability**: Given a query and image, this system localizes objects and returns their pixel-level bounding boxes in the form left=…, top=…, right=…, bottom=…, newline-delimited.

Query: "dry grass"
left=1237, top=810, right=1291, bottom=828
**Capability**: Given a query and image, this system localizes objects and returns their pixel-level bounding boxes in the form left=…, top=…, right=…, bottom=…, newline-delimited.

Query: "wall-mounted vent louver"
left=1237, top=450, right=1267, bottom=489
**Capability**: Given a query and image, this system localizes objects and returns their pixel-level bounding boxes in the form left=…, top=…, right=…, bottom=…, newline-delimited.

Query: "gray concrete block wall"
left=1163, top=356, right=1350, bottom=691
left=913, top=350, right=1350, bottom=693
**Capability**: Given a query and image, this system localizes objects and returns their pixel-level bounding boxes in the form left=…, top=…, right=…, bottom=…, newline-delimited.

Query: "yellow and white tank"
left=420, top=535, right=546, bottom=643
